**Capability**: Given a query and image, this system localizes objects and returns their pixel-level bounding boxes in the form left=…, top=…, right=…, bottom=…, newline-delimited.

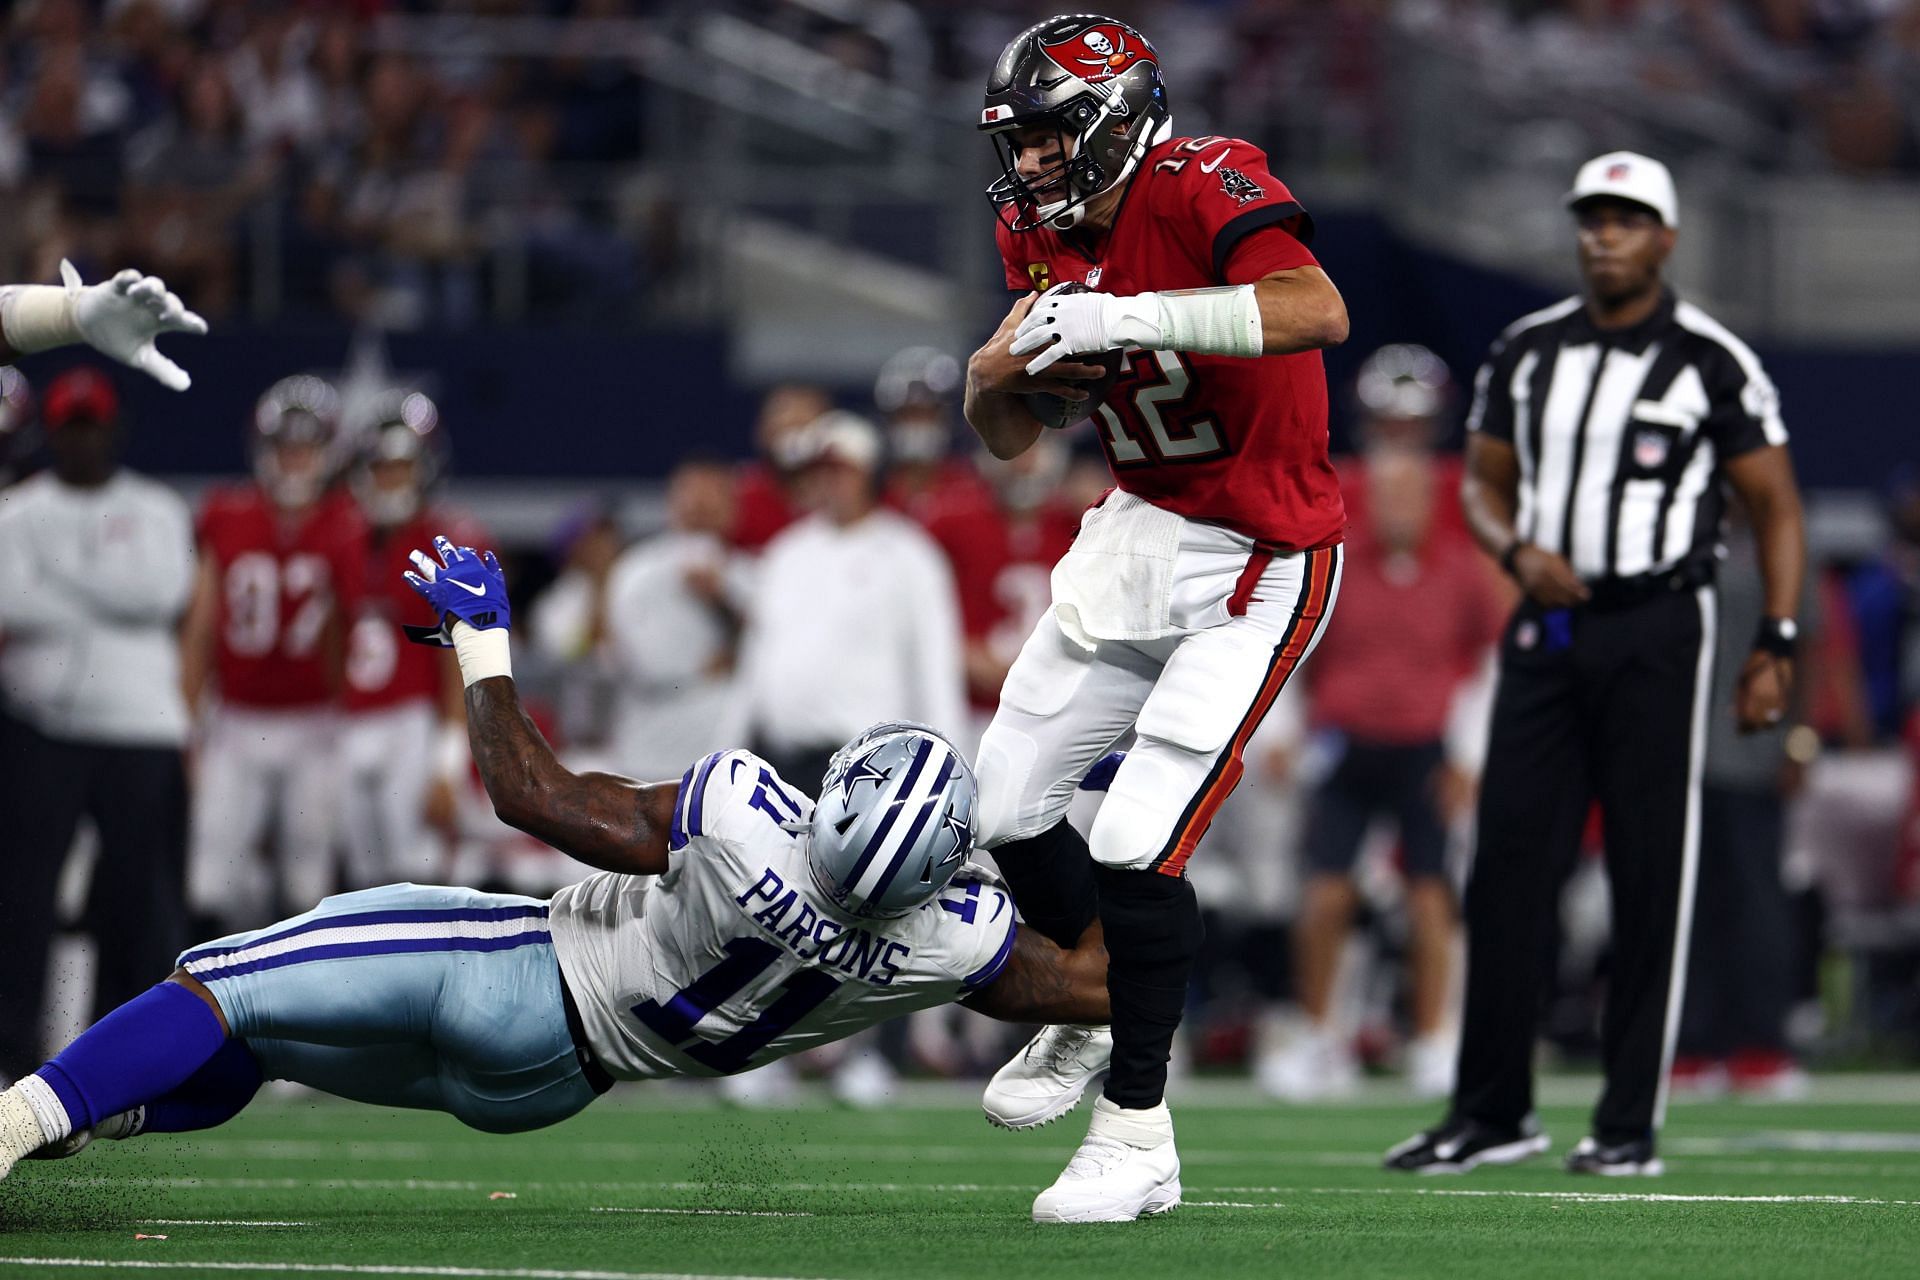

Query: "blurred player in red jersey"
left=1335, top=344, right=1471, bottom=548
left=875, top=346, right=991, bottom=524
left=925, top=434, right=1080, bottom=739
left=182, top=376, right=367, bottom=929
left=962, top=15, right=1350, bottom=1221
left=730, top=383, right=830, bottom=552
left=338, top=390, right=481, bottom=889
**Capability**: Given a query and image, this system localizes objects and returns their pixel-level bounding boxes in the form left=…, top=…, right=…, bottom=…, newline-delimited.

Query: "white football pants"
left=977, top=541, right=1341, bottom=876
left=188, top=704, right=340, bottom=927
left=338, top=699, right=445, bottom=889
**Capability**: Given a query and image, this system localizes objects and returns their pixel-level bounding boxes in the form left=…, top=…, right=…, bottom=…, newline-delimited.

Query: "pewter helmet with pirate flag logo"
left=806, top=722, right=977, bottom=919
left=979, top=14, right=1172, bottom=233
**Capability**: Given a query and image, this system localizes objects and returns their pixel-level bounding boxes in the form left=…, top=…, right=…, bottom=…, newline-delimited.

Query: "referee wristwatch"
left=1753, top=616, right=1798, bottom=659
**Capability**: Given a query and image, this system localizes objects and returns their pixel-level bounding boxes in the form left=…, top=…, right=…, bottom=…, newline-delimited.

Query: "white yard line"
left=589, top=1209, right=814, bottom=1219
left=0, top=1263, right=836, bottom=1280
left=135, top=1221, right=310, bottom=1228
left=1207, top=1186, right=1920, bottom=1207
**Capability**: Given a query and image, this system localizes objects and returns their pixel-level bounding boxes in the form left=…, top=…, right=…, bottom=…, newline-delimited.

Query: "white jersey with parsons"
left=548, top=749, right=1017, bottom=1080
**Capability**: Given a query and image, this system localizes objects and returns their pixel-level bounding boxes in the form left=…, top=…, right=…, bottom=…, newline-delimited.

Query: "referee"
left=1384, top=153, right=1806, bottom=1176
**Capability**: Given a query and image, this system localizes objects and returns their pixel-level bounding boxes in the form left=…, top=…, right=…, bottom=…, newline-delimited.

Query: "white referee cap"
left=1565, top=151, right=1678, bottom=229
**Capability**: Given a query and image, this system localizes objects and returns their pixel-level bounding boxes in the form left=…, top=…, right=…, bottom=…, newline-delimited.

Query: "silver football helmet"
left=980, top=14, right=1173, bottom=232
left=350, top=389, right=448, bottom=526
left=807, top=722, right=977, bottom=919
left=252, top=374, right=343, bottom=509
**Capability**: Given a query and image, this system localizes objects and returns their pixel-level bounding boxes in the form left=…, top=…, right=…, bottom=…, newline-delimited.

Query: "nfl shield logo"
left=1515, top=620, right=1539, bottom=651
left=1633, top=428, right=1670, bottom=469
left=1608, top=162, right=1631, bottom=180
left=1085, top=267, right=1104, bottom=288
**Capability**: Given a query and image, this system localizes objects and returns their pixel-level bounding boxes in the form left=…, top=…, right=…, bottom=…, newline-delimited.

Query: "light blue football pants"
left=178, top=884, right=601, bottom=1133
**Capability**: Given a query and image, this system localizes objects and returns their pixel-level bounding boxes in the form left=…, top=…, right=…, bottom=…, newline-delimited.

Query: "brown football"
left=1021, top=283, right=1126, bottom=430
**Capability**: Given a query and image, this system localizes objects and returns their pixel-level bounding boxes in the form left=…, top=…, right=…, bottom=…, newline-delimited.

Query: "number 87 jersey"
left=995, top=134, right=1346, bottom=552
left=547, top=749, right=1017, bottom=1080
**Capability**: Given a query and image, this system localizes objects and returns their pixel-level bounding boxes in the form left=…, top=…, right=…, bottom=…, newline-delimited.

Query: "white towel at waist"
left=1050, top=490, right=1186, bottom=650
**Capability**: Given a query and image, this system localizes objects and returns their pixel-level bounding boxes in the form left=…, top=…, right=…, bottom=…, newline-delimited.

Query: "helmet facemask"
left=980, top=15, right=1172, bottom=233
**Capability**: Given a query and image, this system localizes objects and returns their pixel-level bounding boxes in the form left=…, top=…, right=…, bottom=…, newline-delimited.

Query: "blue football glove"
left=403, top=536, right=510, bottom=648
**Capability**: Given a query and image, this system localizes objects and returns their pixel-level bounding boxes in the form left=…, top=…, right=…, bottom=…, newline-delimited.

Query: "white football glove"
left=1010, top=287, right=1164, bottom=375
left=62, top=261, right=208, bottom=391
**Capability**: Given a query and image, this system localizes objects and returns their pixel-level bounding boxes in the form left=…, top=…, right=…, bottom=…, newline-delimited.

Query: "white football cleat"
left=0, top=1086, right=52, bottom=1182
left=1030, top=1095, right=1181, bottom=1224
left=830, top=1050, right=899, bottom=1110
left=984, top=1024, right=1112, bottom=1131
left=24, top=1106, right=144, bottom=1162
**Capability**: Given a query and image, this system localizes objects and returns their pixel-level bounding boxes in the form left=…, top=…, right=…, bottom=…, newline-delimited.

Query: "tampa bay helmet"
left=807, top=722, right=977, bottom=919
left=980, top=14, right=1172, bottom=232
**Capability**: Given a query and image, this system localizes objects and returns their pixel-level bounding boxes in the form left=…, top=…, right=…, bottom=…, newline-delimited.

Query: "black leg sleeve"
left=989, top=820, right=1100, bottom=950
left=1097, top=865, right=1203, bottom=1110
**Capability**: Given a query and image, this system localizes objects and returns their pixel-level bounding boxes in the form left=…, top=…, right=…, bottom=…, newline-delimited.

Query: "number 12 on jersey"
left=630, top=936, right=840, bottom=1074
left=1096, top=348, right=1227, bottom=465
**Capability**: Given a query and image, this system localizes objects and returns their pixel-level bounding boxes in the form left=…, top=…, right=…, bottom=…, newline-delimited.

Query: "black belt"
left=1580, top=561, right=1715, bottom=612
left=558, top=969, right=616, bottom=1095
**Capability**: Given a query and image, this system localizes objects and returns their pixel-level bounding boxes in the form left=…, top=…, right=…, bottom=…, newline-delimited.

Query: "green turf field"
left=2, top=1079, right=1917, bottom=1279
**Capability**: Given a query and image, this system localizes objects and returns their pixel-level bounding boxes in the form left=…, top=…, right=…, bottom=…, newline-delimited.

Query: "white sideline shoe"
left=1406, top=1035, right=1456, bottom=1100
left=1255, top=1027, right=1357, bottom=1102
left=984, top=1024, right=1112, bottom=1131
left=1031, top=1095, right=1182, bottom=1224
left=830, top=1050, right=899, bottom=1110
left=717, top=1059, right=799, bottom=1109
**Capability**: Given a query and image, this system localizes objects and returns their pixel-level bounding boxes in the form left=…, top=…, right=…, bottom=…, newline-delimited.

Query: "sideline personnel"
left=1384, top=152, right=1806, bottom=1176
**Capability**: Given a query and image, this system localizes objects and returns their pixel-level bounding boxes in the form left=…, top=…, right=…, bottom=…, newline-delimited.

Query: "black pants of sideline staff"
left=0, top=711, right=188, bottom=1080
left=1453, top=584, right=1714, bottom=1144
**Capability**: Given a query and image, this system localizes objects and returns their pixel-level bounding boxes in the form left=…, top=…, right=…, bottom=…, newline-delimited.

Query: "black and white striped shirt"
left=1467, top=291, right=1787, bottom=582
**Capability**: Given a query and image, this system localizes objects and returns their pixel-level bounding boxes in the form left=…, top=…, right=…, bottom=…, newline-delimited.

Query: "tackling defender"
left=0, top=538, right=1108, bottom=1179
left=964, top=15, right=1348, bottom=1221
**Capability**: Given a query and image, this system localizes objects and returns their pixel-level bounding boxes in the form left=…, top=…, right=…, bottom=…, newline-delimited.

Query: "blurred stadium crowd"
left=3, top=337, right=1917, bottom=1104
left=5, top=0, right=1920, bottom=330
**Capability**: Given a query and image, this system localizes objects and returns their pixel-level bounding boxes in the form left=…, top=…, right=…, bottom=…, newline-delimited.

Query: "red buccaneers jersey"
left=343, top=508, right=484, bottom=713
left=924, top=490, right=1080, bottom=710
left=994, top=135, right=1346, bottom=550
left=197, top=485, right=367, bottom=709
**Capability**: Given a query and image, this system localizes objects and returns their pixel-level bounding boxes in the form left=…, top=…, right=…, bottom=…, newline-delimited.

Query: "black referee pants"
left=0, top=712, right=188, bottom=1080
left=1453, top=585, right=1714, bottom=1143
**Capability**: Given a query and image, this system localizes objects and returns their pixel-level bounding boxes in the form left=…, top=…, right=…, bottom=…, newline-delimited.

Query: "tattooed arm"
left=962, top=920, right=1109, bottom=1024
left=463, top=674, right=679, bottom=876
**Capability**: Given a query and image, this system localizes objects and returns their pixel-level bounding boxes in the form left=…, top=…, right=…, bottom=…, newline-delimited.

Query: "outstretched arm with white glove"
left=1009, top=267, right=1348, bottom=375
left=0, top=260, right=209, bottom=391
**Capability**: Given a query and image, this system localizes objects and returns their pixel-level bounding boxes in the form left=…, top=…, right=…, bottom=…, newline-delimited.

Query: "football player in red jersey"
left=181, top=376, right=368, bottom=930
left=339, top=390, right=480, bottom=890
left=925, top=434, right=1080, bottom=737
left=961, top=15, right=1350, bottom=1222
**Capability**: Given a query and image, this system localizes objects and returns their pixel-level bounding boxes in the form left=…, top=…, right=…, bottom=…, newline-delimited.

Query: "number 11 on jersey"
left=630, top=937, right=841, bottom=1074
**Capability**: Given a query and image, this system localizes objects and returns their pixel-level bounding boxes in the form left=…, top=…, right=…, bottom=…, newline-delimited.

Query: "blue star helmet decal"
left=937, top=806, right=974, bottom=867
left=826, top=746, right=891, bottom=804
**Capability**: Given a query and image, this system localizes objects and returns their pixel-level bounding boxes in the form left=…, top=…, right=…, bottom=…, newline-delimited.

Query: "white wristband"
left=450, top=621, right=512, bottom=688
left=1149, top=285, right=1263, bottom=358
left=0, top=284, right=82, bottom=354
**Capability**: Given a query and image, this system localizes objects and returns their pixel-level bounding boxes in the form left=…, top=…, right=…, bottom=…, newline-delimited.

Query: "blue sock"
left=35, top=981, right=227, bottom=1132
left=141, top=1040, right=263, bottom=1134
